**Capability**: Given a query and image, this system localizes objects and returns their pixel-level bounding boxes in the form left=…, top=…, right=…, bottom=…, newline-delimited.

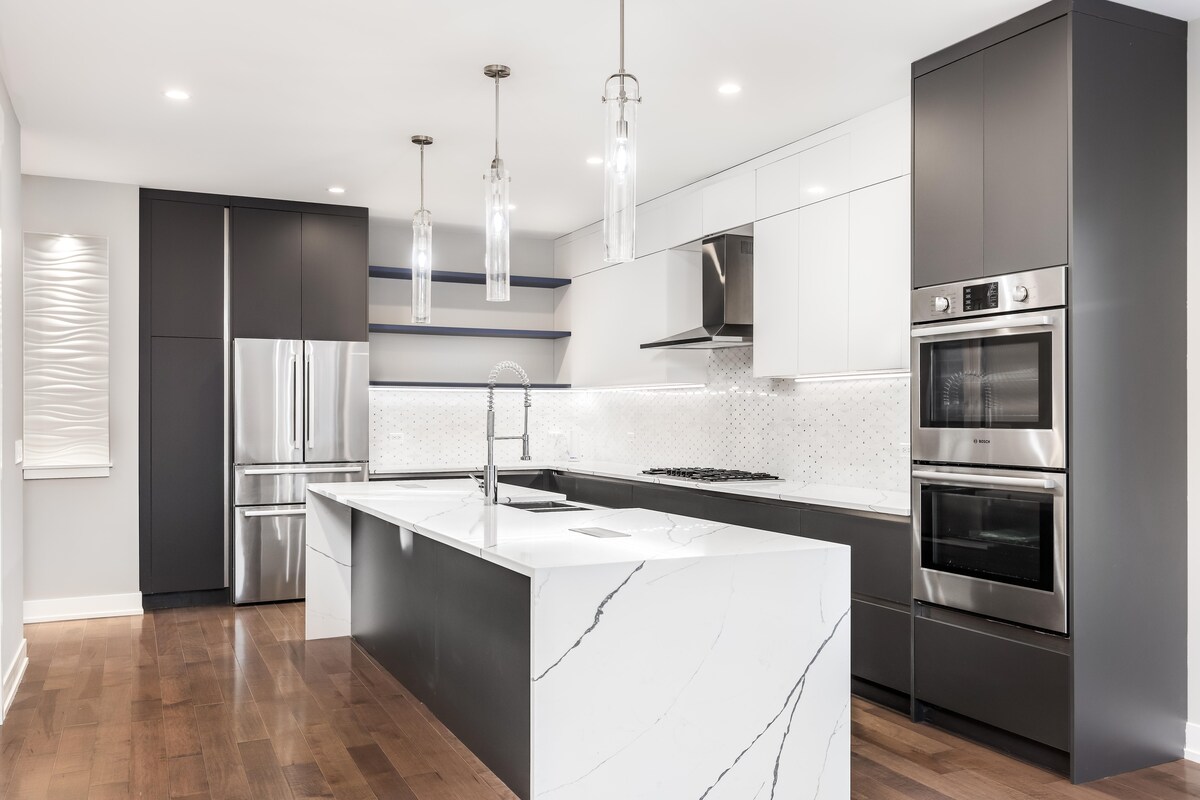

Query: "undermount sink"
left=503, top=500, right=588, bottom=513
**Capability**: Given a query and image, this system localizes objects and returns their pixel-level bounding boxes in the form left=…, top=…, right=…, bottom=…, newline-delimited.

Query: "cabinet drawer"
left=852, top=599, right=911, bottom=693
left=914, top=614, right=1069, bottom=750
left=800, top=509, right=911, bottom=604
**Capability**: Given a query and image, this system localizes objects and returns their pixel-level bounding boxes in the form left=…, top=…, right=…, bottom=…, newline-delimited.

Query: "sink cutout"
left=504, top=500, right=587, bottom=513
left=571, top=527, right=630, bottom=538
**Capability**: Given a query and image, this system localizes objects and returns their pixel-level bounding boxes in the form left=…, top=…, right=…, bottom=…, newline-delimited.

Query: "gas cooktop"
left=641, top=467, right=782, bottom=483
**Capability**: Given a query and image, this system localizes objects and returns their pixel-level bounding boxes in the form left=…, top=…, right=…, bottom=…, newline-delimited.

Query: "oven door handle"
left=912, top=470, right=1058, bottom=490
left=910, top=315, right=1054, bottom=339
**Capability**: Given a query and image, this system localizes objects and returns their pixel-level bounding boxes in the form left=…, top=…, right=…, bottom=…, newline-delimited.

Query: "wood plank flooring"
left=0, top=602, right=1191, bottom=799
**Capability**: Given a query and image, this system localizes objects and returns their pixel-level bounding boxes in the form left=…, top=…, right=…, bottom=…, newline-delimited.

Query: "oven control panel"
left=912, top=265, right=1067, bottom=324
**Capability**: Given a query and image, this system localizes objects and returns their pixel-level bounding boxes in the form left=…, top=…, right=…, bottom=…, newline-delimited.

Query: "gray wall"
left=0, top=59, right=24, bottom=702
left=21, top=176, right=140, bottom=611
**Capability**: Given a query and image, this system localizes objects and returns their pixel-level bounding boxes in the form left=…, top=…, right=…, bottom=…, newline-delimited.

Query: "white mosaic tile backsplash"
left=370, top=348, right=911, bottom=492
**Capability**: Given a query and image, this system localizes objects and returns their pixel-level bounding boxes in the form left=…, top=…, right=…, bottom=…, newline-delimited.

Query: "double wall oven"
left=910, top=266, right=1068, bottom=634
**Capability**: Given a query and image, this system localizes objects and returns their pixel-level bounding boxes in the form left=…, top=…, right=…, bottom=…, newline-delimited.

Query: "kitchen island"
left=306, top=478, right=850, bottom=799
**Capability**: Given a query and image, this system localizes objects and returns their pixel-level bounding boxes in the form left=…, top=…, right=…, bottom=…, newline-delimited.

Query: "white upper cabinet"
left=554, top=228, right=604, bottom=279
left=752, top=210, right=801, bottom=377
left=701, top=172, right=756, bottom=236
left=755, top=135, right=851, bottom=220
left=554, top=249, right=707, bottom=388
left=637, top=190, right=702, bottom=258
left=753, top=178, right=909, bottom=379
left=848, top=176, right=911, bottom=372
left=849, top=100, right=911, bottom=191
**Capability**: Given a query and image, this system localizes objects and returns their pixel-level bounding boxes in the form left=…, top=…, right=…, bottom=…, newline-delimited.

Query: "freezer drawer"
left=233, top=504, right=306, bottom=604
left=233, top=338, right=303, bottom=465
left=304, top=340, right=369, bottom=463
left=233, top=462, right=367, bottom=506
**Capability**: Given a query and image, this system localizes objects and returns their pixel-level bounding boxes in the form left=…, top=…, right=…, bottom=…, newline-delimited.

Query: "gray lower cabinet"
left=851, top=599, right=911, bottom=695
left=914, top=612, right=1069, bottom=752
left=145, top=336, right=225, bottom=594
left=800, top=509, right=910, bottom=605
left=351, top=510, right=530, bottom=799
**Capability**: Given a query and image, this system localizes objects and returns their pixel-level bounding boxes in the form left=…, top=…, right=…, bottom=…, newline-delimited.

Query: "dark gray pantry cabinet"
left=911, top=0, right=1186, bottom=784
left=139, top=189, right=368, bottom=606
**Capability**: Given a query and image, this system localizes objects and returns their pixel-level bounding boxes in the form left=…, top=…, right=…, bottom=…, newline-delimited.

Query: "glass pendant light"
left=483, top=64, right=512, bottom=301
left=603, top=0, right=640, bottom=263
left=411, top=135, right=434, bottom=324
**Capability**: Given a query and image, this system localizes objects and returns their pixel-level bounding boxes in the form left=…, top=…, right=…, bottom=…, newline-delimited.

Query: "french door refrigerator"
left=232, top=339, right=369, bottom=604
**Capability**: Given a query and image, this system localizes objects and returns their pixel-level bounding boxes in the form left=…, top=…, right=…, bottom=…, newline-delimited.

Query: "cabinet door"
left=148, top=337, right=225, bottom=594
left=756, top=154, right=801, bottom=220
left=701, top=172, right=756, bottom=236
left=913, top=53, right=984, bottom=288
left=795, top=195, right=850, bottom=375
left=147, top=199, right=225, bottom=338
left=795, top=135, right=851, bottom=207
left=231, top=207, right=302, bottom=339
left=848, top=176, right=911, bottom=372
left=752, top=210, right=801, bottom=377
left=983, top=17, right=1068, bottom=275
left=301, top=213, right=368, bottom=341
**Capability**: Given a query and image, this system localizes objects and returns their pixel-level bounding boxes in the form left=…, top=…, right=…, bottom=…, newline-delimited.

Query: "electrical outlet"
left=896, top=442, right=911, bottom=456
left=388, top=432, right=404, bottom=441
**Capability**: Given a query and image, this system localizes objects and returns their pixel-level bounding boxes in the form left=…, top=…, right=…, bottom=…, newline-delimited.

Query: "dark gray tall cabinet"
left=911, top=0, right=1186, bottom=783
left=140, top=189, right=368, bottom=606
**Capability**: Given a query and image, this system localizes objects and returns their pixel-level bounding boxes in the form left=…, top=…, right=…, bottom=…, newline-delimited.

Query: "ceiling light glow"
left=718, top=83, right=742, bottom=95
left=587, top=156, right=603, bottom=165
left=164, top=88, right=190, bottom=101
left=328, top=186, right=346, bottom=194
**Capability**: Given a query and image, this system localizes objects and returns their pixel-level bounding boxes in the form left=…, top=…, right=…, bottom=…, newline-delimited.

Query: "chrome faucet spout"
left=483, top=361, right=533, bottom=504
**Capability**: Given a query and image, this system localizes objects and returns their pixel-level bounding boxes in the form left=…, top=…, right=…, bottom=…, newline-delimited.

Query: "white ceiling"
left=1, top=0, right=1197, bottom=238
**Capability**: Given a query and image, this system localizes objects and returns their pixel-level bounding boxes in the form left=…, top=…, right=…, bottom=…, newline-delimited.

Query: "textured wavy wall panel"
left=23, top=233, right=110, bottom=473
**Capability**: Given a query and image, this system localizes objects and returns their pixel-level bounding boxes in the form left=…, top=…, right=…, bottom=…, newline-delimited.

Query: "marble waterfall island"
left=307, top=478, right=851, bottom=799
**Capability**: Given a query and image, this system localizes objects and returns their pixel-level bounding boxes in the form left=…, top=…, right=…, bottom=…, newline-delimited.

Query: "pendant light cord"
left=494, top=76, right=500, bottom=162
left=619, top=0, right=625, bottom=74
left=419, top=144, right=425, bottom=211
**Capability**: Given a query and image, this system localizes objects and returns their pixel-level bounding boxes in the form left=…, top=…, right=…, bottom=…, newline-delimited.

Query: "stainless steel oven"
left=913, top=465, right=1067, bottom=634
left=911, top=267, right=1066, bottom=469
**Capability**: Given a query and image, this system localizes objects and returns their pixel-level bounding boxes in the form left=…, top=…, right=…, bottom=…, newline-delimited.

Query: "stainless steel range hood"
left=640, top=233, right=754, bottom=350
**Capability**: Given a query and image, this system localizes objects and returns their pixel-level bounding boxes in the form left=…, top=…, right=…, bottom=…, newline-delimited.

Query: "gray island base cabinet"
left=306, top=479, right=852, bottom=799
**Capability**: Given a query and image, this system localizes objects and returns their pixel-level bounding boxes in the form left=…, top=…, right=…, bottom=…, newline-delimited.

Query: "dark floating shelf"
left=369, top=266, right=571, bottom=289
left=369, top=323, right=571, bottom=340
left=371, top=380, right=572, bottom=389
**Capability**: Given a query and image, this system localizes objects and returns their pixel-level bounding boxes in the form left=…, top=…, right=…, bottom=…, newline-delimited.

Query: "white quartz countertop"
left=308, top=478, right=844, bottom=577
left=367, top=459, right=911, bottom=517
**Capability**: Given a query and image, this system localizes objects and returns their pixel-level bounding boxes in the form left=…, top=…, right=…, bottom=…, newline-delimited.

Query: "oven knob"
left=1012, top=285, right=1030, bottom=302
left=932, top=296, right=951, bottom=313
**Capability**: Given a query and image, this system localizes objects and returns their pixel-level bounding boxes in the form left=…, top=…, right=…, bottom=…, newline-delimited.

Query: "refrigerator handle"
left=305, top=344, right=314, bottom=450
left=287, top=353, right=298, bottom=449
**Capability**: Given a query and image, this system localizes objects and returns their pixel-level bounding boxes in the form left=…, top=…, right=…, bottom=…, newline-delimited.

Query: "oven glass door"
left=912, top=467, right=1067, bottom=634
left=911, top=308, right=1066, bottom=469
left=920, top=332, right=1052, bottom=430
left=920, top=483, right=1054, bottom=591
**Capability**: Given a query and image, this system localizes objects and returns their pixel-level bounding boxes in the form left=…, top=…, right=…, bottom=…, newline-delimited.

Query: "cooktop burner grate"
left=641, top=467, right=782, bottom=483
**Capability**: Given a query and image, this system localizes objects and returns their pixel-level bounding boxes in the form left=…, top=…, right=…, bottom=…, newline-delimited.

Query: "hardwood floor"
left=0, top=603, right=1192, bottom=800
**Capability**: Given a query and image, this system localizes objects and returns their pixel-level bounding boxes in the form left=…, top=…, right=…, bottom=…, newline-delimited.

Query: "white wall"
left=1187, top=17, right=1200, bottom=761
left=0, top=56, right=26, bottom=713
left=20, top=176, right=141, bottom=622
left=368, top=217, right=560, bottom=384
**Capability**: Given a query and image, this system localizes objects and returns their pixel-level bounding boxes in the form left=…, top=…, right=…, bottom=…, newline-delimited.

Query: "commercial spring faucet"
left=483, top=361, right=532, bottom=504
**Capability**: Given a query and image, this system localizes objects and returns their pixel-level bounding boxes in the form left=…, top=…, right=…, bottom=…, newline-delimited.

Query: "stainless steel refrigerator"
left=231, top=339, right=369, bottom=604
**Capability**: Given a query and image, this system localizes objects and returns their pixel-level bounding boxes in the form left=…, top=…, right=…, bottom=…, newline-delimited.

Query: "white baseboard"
left=1186, top=721, right=1200, bottom=762
left=23, top=592, right=143, bottom=624
left=1, top=638, right=28, bottom=721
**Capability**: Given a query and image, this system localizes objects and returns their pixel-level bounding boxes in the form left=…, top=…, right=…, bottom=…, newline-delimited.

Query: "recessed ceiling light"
left=508, top=204, right=517, bottom=211
left=164, top=88, right=190, bottom=101
left=717, top=83, right=742, bottom=95
left=586, top=156, right=603, bottom=166
left=328, top=186, right=346, bottom=194
left=807, top=185, right=827, bottom=195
